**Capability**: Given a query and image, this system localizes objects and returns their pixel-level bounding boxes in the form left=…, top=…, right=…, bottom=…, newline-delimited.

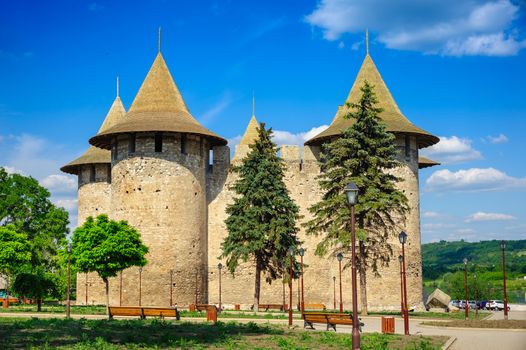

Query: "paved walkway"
left=1, top=311, right=525, bottom=349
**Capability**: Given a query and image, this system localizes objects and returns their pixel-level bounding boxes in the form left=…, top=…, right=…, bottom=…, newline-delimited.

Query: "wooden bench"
left=108, top=306, right=180, bottom=320
left=254, top=303, right=287, bottom=312
left=303, top=312, right=364, bottom=332
left=1, top=297, right=19, bottom=305
left=303, top=303, right=326, bottom=311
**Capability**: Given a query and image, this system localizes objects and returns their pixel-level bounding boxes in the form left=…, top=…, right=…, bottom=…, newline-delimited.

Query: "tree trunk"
left=37, top=299, right=42, bottom=312
left=103, top=277, right=110, bottom=319
left=254, top=260, right=261, bottom=312
left=359, top=242, right=368, bottom=315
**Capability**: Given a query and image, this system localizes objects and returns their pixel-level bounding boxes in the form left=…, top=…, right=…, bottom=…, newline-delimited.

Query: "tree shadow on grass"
left=0, top=318, right=284, bottom=349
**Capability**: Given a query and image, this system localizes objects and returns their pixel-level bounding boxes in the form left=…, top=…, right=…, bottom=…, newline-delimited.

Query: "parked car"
left=488, top=300, right=510, bottom=311
left=450, top=300, right=461, bottom=308
left=458, top=300, right=468, bottom=309
left=468, top=300, right=477, bottom=309
left=477, top=301, right=488, bottom=310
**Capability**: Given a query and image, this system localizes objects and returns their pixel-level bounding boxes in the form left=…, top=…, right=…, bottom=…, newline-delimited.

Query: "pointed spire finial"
left=116, top=76, right=120, bottom=97
left=252, top=91, right=255, bottom=116
left=366, top=29, right=369, bottom=55
left=158, top=27, right=162, bottom=52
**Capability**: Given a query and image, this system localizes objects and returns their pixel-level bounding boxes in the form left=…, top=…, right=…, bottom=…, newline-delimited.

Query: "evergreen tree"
left=305, top=81, right=409, bottom=314
left=221, top=123, right=301, bottom=310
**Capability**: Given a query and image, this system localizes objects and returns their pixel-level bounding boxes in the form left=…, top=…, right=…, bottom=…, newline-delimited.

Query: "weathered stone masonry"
left=62, top=48, right=439, bottom=310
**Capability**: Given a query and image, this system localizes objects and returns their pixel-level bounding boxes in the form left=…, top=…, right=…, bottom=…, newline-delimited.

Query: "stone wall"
left=76, top=133, right=424, bottom=310
left=207, top=137, right=424, bottom=311
left=108, top=132, right=209, bottom=307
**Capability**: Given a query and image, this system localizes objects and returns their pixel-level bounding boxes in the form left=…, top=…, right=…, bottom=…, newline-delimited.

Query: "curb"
left=419, top=323, right=526, bottom=332
left=441, top=336, right=456, bottom=350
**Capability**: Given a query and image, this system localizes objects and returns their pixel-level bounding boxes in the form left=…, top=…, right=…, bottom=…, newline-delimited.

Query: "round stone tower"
left=61, top=88, right=126, bottom=305
left=305, top=52, right=440, bottom=310
left=90, top=51, right=227, bottom=307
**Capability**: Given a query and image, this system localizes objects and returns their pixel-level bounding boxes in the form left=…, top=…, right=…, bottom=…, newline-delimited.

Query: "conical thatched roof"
left=418, top=156, right=440, bottom=169
left=90, top=53, right=227, bottom=149
left=232, top=114, right=259, bottom=161
left=61, top=96, right=126, bottom=175
left=239, top=115, right=259, bottom=146
left=305, top=54, right=439, bottom=148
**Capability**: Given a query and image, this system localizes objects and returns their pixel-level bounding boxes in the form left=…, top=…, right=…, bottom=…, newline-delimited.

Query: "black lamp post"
left=217, top=263, right=223, bottom=312
left=337, top=252, right=343, bottom=313
left=474, top=272, right=478, bottom=318
left=463, top=258, right=468, bottom=320
left=85, top=273, right=90, bottom=305
left=345, top=182, right=360, bottom=350
left=288, top=246, right=294, bottom=326
left=398, top=254, right=404, bottom=321
left=332, top=276, right=336, bottom=310
left=399, top=231, right=409, bottom=335
left=501, top=240, right=508, bottom=320
left=299, top=248, right=305, bottom=315
left=66, top=243, right=72, bottom=318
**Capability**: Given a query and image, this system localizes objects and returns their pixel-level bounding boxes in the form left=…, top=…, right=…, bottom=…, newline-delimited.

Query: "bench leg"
left=304, top=321, right=315, bottom=330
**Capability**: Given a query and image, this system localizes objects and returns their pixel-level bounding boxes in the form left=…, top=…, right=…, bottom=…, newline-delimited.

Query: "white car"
left=488, top=300, right=510, bottom=311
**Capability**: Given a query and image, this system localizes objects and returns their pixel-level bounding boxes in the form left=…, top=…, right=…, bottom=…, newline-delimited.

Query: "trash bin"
left=207, top=306, right=218, bottom=323
left=234, top=304, right=240, bottom=311
left=189, top=304, right=195, bottom=312
left=381, top=316, right=395, bottom=334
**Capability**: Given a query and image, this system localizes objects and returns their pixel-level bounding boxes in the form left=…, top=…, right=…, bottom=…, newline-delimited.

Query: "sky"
left=1, top=0, right=525, bottom=243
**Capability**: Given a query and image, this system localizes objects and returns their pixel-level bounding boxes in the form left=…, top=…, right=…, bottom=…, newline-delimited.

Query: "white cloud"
left=485, top=133, right=509, bottom=144
left=420, top=136, right=482, bottom=164
left=465, top=212, right=516, bottom=222
left=426, top=167, right=526, bottom=192
left=200, top=93, right=233, bottom=125
left=305, top=0, right=526, bottom=56
left=41, top=174, right=77, bottom=194
left=272, top=125, right=329, bottom=146
left=338, top=41, right=345, bottom=49
left=54, top=199, right=78, bottom=212
left=423, top=211, right=442, bottom=219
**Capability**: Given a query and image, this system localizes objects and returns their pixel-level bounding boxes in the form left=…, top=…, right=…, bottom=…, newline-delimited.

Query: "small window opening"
left=155, top=133, right=163, bottom=153
left=209, top=148, right=214, bottom=165
left=299, top=159, right=303, bottom=172
left=112, top=139, right=118, bottom=161
left=181, top=134, right=187, bottom=154
left=128, top=133, right=136, bottom=154
left=107, top=164, right=112, bottom=184
left=90, top=165, right=96, bottom=182
left=405, top=136, right=411, bottom=159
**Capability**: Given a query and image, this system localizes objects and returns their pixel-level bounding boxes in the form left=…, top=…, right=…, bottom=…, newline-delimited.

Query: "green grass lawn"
left=0, top=317, right=448, bottom=349
left=0, top=304, right=107, bottom=315
left=422, top=319, right=526, bottom=329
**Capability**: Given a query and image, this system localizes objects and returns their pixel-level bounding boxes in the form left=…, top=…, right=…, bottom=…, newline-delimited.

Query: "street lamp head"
left=463, top=258, right=468, bottom=265
left=67, top=243, right=72, bottom=254
left=299, top=248, right=305, bottom=257
left=336, top=253, right=343, bottom=262
left=398, top=255, right=403, bottom=263
left=288, top=246, right=295, bottom=256
left=398, top=231, right=408, bottom=244
left=474, top=272, right=477, bottom=279
left=344, top=182, right=359, bottom=205
left=333, top=276, right=336, bottom=282
left=501, top=240, right=506, bottom=249
left=218, top=263, right=223, bottom=270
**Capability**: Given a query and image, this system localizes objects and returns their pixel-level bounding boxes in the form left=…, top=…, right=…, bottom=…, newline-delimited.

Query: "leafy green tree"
left=0, top=167, right=69, bottom=269
left=221, top=123, right=302, bottom=310
left=305, top=81, right=409, bottom=314
left=13, top=271, right=58, bottom=311
left=71, top=214, right=148, bottom=316
left=0, top=225, right=32, bottom=304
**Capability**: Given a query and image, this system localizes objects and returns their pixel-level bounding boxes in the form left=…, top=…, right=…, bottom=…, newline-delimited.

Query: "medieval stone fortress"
left=61, top=40, right=439, bottom=311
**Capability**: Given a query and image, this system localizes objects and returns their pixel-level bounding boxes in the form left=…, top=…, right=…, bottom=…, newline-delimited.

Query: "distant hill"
left=422, top=239, right=526, bottom=281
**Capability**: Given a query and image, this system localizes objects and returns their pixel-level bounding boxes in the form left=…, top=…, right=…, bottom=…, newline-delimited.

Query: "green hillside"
left=422, top=240, right=526, bottom=302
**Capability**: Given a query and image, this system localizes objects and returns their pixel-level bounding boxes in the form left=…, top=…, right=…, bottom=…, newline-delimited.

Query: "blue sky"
left=1, top=0, right=525, bottom=243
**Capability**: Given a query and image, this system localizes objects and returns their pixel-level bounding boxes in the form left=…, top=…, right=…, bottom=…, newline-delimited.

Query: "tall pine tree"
left=221, top=123, right=301, bottom=310
left=305, top=81, right=409, bottom=314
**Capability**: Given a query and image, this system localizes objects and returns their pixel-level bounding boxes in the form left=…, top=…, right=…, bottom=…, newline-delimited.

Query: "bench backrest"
left=304, top=303, right=325, bottom=310
left=109, top=307, right=143, bottom=316
left=142, top=308, right=177, bottom=317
